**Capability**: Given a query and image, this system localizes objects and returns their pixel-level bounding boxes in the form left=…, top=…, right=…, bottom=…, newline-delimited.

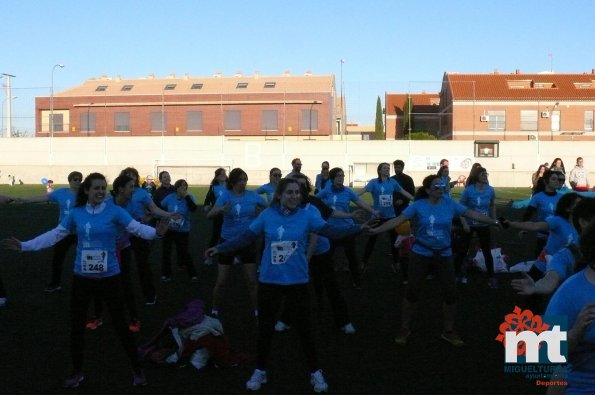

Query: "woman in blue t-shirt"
left=1, top=172, right=168, bottom=388
left=207, top=168, right=267, bottom=319
left=160, top=179, right=198, bottom=282
left=368, top=174, right=500, bottom=347
left=255, top=167, right=281, bottom=203
left=457, top=167, right=498, bottom=288
left=203, top=168, right=228, bottom=263
left=317, top=167, right=378, bottom=288
left=206, top=177, right=367, bottom=393
left=360, top=162, right=413, bottom=272
left=510, top=197, right=595, bottom=297
left=545, top=220, right=595, bottom=393
left=16, top=170, right=82, bottom=292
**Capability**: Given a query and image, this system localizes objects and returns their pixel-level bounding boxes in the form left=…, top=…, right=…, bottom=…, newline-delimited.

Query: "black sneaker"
left=144, top=296, right=157, bottom=306
left=45, top=284, right=62, bottom=293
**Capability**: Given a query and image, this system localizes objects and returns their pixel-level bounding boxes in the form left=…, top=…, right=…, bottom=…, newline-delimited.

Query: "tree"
left=374, top=96, right=384, bottom=140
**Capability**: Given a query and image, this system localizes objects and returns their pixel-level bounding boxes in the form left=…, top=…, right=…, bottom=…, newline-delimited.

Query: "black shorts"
left=217, top=238, right=257, bottom=265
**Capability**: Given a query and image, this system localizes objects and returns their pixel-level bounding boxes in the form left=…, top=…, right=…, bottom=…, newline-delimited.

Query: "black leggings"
left=92, top=246, right=138, bottom=321
left=362, top=218, right=398, bottom=265
left=130, top=236, right=155, bottom=301
left=161, top=231, right=196, bottom=278
left=329, top=235, right=361, bottom=283
left=280, top=251, right=350, bottom=328
left=406, top=252, right=457, bottom=305
left=257, top=282, right=318, bottom=372
left=70, top=275, right=140, bottom=374
left=49, top=234, right=77, bottom=286
left=456, top=226, right=494, bottom=276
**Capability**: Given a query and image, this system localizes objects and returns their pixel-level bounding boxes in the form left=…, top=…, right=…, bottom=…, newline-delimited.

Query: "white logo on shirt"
left=277, top=225, right=285, bottom=241
left=234, top=203, right=241, bottom=217
left=84, top=222, right=92, bottom=240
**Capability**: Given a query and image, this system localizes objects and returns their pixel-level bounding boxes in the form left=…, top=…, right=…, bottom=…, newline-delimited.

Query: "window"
left=585, top=110, right=594, bottom=132
left=224, top=110, right=241, bottom=130
left=264, top=82, right=276, bottom=88
left=151, top=112, right=167, bottom=132
left=301, top=109, right=318, bottom=131
left=261, top=110, right=278, bottom=131
left=95, top=85, right=107, bottom=92
left=487, top=111, right=505, bottom=130
left=474, top=140, right=499, bottom=158
left=164, top=84, right=176, bottom=90
left=121, top=85, right=133, bottom=91
left=187, top=111, right=203, bottom=131
left=236, top=82, right=248, bottom=89
left=80, top=113, right=96, bottom=132
left=51, top=114, right=64, bottom=132
left=520, top=110, right=538, bottom=131
left=114, top=112, right=130, bottom=132
left=191, top=83, right=203, bottom=90
left=551, top=111, right=561, bottom=132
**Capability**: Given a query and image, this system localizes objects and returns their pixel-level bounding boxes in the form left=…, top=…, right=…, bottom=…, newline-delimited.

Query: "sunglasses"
left=558, top=178, right=565, bottom=182
left=272, top=173, right=282, bottom=177
left=71, top=178, right=82, bottom=182
left=432, top=184, right=446, bottom=190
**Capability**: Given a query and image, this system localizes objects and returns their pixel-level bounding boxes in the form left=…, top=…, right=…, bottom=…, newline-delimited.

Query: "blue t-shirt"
left=441, top=176, right=452, bottom=198
left=546, top=269, right=595, bottom=393
left=105, top=199, right=131, bottom=249
left=304, top=203, right=330, bottom=255
left=529, top=192, right=562, bottom=239
left=544, top=216, right=579, bottom=255
left=60, top=203, right=134, bottom=278
left=48, top=188, right=77, bottom=222
left=126, top=188, right=153, bottom=221
left=316, top=186, right=358, bottom=229
left=216, top=189, right=266, bottom=240
left=249, top=206, right=326, bottom=285
left=546, top=248, right=576, bottom=282
left=161, top=193, right=196, bottom=233
left=255, top=183, right=276, bottom=203
left=402, top=198, right=468, bottom=257
left=364, top=178, right=402, bottom=218
left=460, top=184, right=495, bottom=227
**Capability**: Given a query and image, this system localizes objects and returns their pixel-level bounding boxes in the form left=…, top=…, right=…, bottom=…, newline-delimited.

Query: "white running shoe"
left=341, top=323, right=356, bottom=335
left=274, top=321, right=291, bottom=332
left=310, top=369, right=329, bottom=393
left=246, top=369, right=267, bottom=391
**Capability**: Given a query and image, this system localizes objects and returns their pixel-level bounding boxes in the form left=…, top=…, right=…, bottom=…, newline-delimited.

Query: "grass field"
left=0, top=185, right=546, bottom=394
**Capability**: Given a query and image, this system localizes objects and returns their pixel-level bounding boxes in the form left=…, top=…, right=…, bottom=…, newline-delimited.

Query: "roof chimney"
left=494, top=68, right=499, bottom=75
left=214, top=72, right=222, bottom=78
left=305, top=70, right=312, bottom=76
left=147, top=73, right=155, bottom=79
left=234, top=71, right=242, bottom=77
left=592, top=68, right=595, bottom=74
left=516, top=69, right=521, bottom=74
left=284, top=70, right=291, bottom=77
left=167, top=73, right=176, bottom=79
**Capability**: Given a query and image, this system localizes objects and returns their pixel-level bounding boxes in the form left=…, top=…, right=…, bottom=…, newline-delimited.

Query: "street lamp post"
left=49, top=64, right=64, bottom=166
left=1, top=96, right=17, bottom=137
left=50, top=64, right=65, bottom=136
left=1, top=73, right=16, bottom=138
left=340, top=59, right=345, bottom=136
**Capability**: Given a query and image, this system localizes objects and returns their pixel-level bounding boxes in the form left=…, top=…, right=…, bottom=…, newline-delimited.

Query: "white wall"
left=0, top=136, right=591, bottom=187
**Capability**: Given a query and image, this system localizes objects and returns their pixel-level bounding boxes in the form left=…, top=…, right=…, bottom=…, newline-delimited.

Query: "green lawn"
left=0, top=184, right=532, bottom=206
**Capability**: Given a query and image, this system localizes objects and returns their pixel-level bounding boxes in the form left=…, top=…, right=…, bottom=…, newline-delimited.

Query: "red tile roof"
left=445, top=72, right=595, bottom=101
left=386, top=93, right=440, bottom=115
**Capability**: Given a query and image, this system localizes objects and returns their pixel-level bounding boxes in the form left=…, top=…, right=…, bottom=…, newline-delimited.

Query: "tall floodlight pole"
left=1, top=73, right=16, bottom=138
left=340, top=59, right=345, bottom=135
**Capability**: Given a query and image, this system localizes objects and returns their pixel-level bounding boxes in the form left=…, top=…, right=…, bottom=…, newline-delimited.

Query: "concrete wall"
left=0, top=136, right=592, bottom=187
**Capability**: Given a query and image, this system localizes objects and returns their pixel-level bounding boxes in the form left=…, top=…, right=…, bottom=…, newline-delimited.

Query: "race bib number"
left=271, top=241, right=298, bottom=264
left=81, top=249, right=108, bottom=273
left=379, top=194, right=393, bottom=207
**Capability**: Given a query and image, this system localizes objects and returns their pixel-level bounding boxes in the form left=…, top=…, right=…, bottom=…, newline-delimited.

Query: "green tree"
left=374, top=96, right=385, bottom=140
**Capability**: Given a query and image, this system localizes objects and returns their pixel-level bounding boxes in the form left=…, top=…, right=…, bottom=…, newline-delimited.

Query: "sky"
left=2, top=0, right=595, bottom=133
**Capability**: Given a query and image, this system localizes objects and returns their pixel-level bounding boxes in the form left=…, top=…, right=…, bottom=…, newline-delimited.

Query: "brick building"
left=36, top=72, right=341, bottom=138
left=386, top=70, right=595, bottom=142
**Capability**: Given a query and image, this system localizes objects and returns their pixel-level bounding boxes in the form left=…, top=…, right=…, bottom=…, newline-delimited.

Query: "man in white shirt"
left=569, top=156, right=590, bottom=191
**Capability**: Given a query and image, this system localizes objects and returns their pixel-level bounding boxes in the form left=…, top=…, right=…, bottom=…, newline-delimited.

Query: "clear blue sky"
left=2, top=0, right=595, bottom=133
